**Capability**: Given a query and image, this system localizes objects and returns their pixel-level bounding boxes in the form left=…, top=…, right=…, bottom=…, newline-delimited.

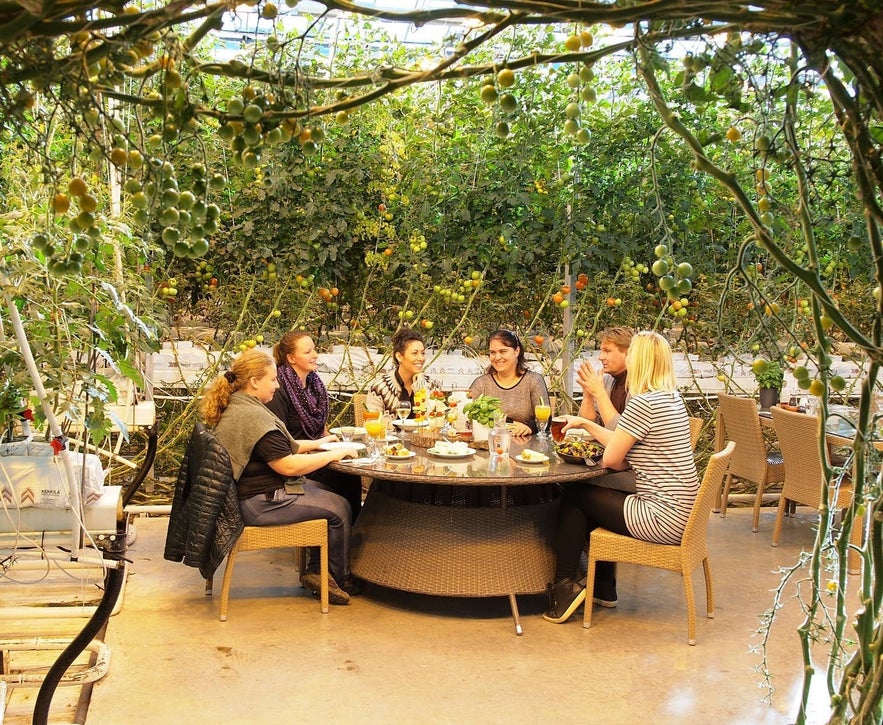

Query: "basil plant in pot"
left=462, top=394, right=503, bottom=442
left=752, top=358, right=784, bottom=411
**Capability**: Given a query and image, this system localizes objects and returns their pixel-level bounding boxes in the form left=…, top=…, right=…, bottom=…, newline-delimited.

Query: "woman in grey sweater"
left=468, top=329, right=549, bottom=437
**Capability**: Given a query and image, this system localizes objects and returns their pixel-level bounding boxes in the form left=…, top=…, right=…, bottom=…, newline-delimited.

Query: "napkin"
left=432, top=440, right=469, bottom=455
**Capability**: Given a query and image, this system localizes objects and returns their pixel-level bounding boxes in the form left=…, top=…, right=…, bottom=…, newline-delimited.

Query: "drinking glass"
left=338, top=426, right=355, bottom=443
left=396, top=400, right=412, bottom=423
left=364, top=417, right=386, bottom=458
left=489, top=424, right=511, bottom=457
left=535, top=401, right=552, bottom=438
left=550, top=417, right=567, bottom=442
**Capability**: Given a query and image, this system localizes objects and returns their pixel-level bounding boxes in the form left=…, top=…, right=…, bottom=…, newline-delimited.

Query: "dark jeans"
left=240, top=480, right=352, bottom=584
left=554, top=482, right=632, bottom=583
left=307, top=466, right=363, bottom=524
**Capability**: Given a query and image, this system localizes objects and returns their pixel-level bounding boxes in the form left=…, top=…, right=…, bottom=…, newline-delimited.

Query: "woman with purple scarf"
left=266, top=332, right=363, bottom=522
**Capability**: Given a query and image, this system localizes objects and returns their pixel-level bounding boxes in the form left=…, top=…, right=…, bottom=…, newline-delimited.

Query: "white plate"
left=394, top=419, right=427, bottom=430
left=319, top=441, right=366, bottom=452
left=385, top=450, right=416, bottom=460
left=515, top=452, right=549, bottom=464
left=426, top=447, right=476, bottom=459
left=329, top=426, right=367, bottom=438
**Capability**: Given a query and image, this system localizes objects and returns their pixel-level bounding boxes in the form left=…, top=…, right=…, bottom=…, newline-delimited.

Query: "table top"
left=759, top=406, right=883, bottom=451
left=328, top=437, right=609, bottom=486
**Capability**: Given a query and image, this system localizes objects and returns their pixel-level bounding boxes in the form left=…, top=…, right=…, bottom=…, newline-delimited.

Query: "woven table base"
left=351, top=488, right=559, bottom=597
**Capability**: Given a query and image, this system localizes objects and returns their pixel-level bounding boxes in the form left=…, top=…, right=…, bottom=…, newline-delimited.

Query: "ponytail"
left=200, top=349, right=273, bottom=426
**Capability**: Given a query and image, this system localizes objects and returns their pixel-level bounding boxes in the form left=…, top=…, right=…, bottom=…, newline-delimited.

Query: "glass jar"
left=488, top=411, right=511, bottom=457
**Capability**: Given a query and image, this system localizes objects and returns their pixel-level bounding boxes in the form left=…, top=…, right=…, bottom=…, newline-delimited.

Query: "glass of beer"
left=551, top=417, right=567, bottom=442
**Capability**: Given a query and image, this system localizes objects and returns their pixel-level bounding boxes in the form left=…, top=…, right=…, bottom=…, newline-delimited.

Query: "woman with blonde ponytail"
left=201, top=348, right=362, bottom=605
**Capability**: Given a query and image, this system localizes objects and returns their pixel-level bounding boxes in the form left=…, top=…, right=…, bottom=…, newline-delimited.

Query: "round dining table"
left=329, top=436, right=609, bottom=635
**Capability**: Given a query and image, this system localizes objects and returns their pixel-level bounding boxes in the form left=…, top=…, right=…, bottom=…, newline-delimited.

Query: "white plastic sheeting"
left=147, top=342, right=864, bottom=401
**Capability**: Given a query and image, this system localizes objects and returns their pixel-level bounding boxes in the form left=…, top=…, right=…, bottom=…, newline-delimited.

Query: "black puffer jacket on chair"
left=164, top=423, right=244, bottom=580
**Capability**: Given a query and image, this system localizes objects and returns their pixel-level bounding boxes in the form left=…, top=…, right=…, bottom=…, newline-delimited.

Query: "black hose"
left=32, top=562, right=126, bottom=725
left=122, top=425, right=158, bottom=506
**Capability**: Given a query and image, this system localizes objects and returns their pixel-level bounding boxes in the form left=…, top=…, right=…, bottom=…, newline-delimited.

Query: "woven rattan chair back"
left=715, top=392, right=785, bottom=531
left=583, top=441, right=736, bottom=645
left=770, top=407, right=827, bottom=507
left=353, top=393, right=368, bottom=427
left=689, top=416, right=704, bottom=450
left=769, top=406, right=859, bottom=572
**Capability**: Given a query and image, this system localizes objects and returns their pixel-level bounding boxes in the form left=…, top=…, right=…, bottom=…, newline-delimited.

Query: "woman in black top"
left=202, top=348, right=361, bottom=604
left=266, top=331, right=364, bottom=522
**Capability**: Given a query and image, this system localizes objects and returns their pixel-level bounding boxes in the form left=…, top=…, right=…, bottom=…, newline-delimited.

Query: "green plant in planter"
left=752, top=358, right=784, bottom=390
left=462, top=394, right=502, bottom=427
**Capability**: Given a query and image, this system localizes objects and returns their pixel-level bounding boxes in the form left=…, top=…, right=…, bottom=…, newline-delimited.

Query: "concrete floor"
left=4, top=507, right=856, bottom=724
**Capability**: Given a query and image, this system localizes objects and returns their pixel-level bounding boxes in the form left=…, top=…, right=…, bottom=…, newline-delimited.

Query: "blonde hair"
left=200, top=348, right=274, bottom=427
left=624, top=331, right=676, bottom=394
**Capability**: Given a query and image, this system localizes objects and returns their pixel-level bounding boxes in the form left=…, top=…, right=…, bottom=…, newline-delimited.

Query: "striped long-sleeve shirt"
left=619, top=391, right=699, bottom=545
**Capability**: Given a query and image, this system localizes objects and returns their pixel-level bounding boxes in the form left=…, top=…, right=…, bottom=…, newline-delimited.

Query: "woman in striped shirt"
left=544, top=331, right=698, bottom=624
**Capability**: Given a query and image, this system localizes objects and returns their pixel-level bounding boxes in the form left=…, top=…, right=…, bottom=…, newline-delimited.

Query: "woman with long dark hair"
left=468, top=329, right=549, bottom=437
left=366, top=327, right=440, bottom=415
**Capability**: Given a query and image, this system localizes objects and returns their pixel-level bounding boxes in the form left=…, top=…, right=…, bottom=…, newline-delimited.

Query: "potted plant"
left=462, top=394, right=503, bottom=442
left=752, top=358, right=784, bottom=411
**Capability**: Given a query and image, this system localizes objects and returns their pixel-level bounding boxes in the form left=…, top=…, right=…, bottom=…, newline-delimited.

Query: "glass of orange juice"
left=364, top=416, right=386, bottom=457
left=534, top=400, right=552, bottom=439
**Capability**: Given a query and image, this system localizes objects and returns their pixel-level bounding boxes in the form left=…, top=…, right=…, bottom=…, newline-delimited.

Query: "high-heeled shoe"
left=542, top=577, right=586, bottom=623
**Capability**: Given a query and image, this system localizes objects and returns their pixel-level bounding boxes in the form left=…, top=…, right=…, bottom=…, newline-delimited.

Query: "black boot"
left=592, top=561, right=617, bottom=608
left=543, top=577, right=586, bottom=624
left=341, top=574, right=365, bottom=596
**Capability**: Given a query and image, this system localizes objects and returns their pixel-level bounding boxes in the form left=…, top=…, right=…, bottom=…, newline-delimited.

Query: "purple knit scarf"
left=278, top=364, right=329, bottom=439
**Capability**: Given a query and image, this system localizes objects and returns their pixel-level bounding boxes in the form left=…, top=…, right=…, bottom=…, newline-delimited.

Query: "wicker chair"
left=353, top=393, right=368, bottom=427
left=770, top=406, right=861, bottom=574
left=583, top=441, right=736, bottom=645
left=715, top=392, right=785, bottom=531
left=217, top=520, right=330, bottom=621
left=689, top=416, right=704, bottom=450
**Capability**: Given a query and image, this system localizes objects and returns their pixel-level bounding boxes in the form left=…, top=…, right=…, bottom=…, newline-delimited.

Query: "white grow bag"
left=0, top=440, right=104, bottom=509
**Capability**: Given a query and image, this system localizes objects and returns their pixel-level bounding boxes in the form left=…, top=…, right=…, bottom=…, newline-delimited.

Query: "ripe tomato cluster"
left=40, top=176, right=106, bottom=275
left=317, top=286, right=340, bottom=311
